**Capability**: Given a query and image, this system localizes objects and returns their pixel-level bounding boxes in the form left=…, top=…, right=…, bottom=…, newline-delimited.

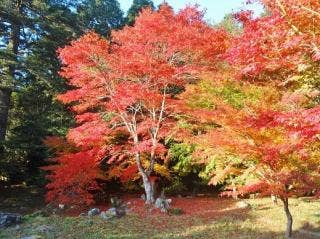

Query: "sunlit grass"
left=1, top=197, right=319, bottom=239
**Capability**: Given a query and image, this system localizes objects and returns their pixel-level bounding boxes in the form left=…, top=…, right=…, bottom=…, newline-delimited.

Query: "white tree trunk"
left=142, top=174, right=155, bottom=204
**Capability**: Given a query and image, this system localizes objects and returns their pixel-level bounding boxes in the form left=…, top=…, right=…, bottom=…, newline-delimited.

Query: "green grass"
left=1, top=197, right=320, bottom=239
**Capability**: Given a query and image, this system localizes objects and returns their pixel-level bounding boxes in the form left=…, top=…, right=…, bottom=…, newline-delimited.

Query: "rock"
left=100, top=211, right=113, bottom=220
left=0, top=212, right=22, bottom=228
left=155, top=197, right=172, bottom=213
left=108, top=197, right=127, bottom=218
left=15, top=225, right=21, bottom=231
left=35, top=225, right=53, bottom=233
left=88, top=208, right=100, bottom=216
left=115, top=207, right=126, bottom=218
left=107, top=207, right=117, bottom=216
left=140, top=194, right=146, bottom=201
left=21, top=236, right=42, bottom=239
left=236, top=201, right=251, bottom=209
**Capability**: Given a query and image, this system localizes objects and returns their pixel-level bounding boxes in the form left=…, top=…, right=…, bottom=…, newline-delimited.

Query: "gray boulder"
left=155, top=197, right=172, bottom=213
left=21, top=236, right=42, bottom=239
left=100, top=211, right=114, bottom=220
left=106, top=206, right=126, bottom=218
left=35, top=225, right=53, bottom=233
left=107, top=207, right=117, bottom=216
left=0, top=212, right=22, bottom=228
left=87, top=208, right=100, bottom=216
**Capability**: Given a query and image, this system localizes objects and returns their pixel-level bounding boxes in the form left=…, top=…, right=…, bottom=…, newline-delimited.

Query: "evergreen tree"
left=78, top=0, right=124, bottom=36
left=126, top=0, right=155, bottom=25
left=0, top=0, right=124, bottom=184
left=0, top=0, right=81, bottom=183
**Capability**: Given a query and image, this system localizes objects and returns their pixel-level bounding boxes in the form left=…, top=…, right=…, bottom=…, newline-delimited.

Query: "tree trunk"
left=0, top=0, right=21, bottom=146
left=0, top=88, right=11, bottom=143
left=282, top=198, right=293, bottom=239
left=142, top=174, right=155, bottom=204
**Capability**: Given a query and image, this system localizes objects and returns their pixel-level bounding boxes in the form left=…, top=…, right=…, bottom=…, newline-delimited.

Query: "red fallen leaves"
left=121, top=196, right=236, bottom=220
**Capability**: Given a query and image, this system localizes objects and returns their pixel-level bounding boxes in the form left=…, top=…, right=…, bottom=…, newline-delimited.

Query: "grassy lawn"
left=1, top=196, right=320, bottom=239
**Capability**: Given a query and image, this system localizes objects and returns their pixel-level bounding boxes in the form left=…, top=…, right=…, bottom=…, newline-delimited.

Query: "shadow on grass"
left=1, top=187, right=320, bottom=239
left=0, top=185, right=45, bottom=214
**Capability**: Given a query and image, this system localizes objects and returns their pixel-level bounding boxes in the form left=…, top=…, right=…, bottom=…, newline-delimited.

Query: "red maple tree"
left=46, top=4, right=229, bottom=204
left=213, top=2, right=320, bottom=237
left=174, top=1, right=320, bottom=237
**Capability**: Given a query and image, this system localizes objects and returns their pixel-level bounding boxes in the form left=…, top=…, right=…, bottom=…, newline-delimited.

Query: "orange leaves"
left=227, top=12, right=304, bottom=81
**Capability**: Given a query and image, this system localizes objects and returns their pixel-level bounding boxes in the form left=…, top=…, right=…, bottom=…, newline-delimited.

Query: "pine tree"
left=78, top=0, right=124, bottom=36
left=126, top=0, right=155, bottom=25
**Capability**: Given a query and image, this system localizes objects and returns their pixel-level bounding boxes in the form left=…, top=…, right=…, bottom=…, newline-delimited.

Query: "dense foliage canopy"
left=1, top=1, right=320, bottom=238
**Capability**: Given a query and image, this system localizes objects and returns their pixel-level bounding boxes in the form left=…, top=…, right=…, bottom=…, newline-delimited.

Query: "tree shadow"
left=0, top=185, right=45, bottom=214
left=297, top=223, right=320, bottom=239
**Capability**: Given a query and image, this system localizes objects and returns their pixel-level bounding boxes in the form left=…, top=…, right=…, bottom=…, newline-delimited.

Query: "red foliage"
left=226, top=12, right=305, bottom=80
left=43, top=148, right=104, bottom=205
left=213, top=0, right=320, bottom=202
left=46, top=4, right=229, bottom=205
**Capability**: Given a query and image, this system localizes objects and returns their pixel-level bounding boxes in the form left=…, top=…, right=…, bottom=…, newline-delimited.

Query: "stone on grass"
left=236, top=201, right=251, bottom=209
left=0, top=212, right=22, bottom=228
left=88, top=208, right=100, bottom=216
left=21, top=235, right=42, bottom=239
left=100, top=207, right=126, bottom=220
left=109, top=197, right=127, bottom=218
left=100, top=211, right=114, bottom=220
left=115, top=207, right=126, bottom=218
left=104, top=207, right=126, bottom=218
left=107, top=207, right=117, bottom=216
left=35, top=225, right=53, bottom=233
